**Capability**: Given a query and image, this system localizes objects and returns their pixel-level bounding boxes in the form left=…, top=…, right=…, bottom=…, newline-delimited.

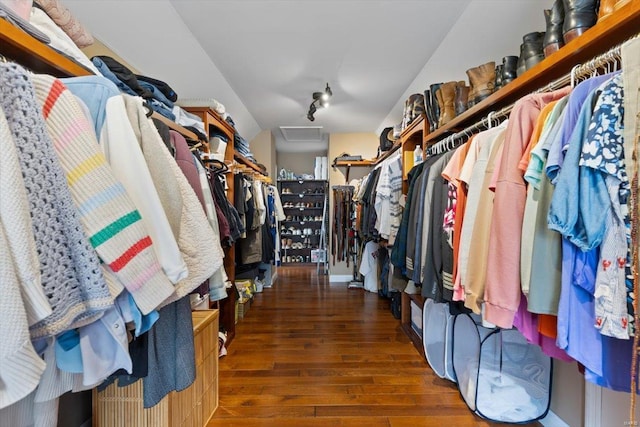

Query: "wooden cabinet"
left=93, top=310, right=219, bottom=427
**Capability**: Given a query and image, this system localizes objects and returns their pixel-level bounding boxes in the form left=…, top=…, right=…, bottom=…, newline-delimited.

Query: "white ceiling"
left=65, top=0, right=548, bottom=153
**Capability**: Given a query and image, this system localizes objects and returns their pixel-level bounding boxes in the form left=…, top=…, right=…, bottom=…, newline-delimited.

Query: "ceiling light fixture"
left=307, top=82, right=332, bottom=121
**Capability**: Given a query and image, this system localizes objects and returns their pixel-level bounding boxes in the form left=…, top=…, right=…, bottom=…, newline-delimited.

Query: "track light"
left=307, top=83, right=332, bottom=121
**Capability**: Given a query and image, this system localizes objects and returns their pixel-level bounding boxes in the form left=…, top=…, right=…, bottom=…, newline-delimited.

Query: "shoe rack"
left=278, top=179, right=328, bottom=265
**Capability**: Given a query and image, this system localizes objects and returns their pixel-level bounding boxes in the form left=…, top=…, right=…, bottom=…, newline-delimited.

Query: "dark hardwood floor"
left=208, top=266, right=540, bottom=427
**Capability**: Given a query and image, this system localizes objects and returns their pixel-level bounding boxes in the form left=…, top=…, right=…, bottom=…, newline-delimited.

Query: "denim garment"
left=148, top=98, right=176, bottom=121
left=91, top=57, right=139, bottom=97
left=138, top=80, right=174, bottom=108
left=548, top=88, right=609, bottom=250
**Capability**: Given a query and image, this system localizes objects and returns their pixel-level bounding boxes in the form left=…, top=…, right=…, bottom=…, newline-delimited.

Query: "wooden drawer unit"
left=93, top=310, right=219, bottom=427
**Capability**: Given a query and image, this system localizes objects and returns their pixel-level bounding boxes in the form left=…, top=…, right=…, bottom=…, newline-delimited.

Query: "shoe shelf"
left=423, top=0, right=640, bottom=147
left=278, top=179, right=328, bottom=268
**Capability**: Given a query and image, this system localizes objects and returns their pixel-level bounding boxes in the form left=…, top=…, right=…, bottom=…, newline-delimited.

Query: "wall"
left=277, top=151, right=326, bottom=177
left=249, top=130, right=277, bottom=179
left=328, top=132, right=379, bottom=278
left=547, top=361, right=585, bottom=427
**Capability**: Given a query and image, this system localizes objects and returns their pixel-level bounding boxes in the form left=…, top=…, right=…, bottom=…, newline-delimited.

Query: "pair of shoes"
left=542, top=0, right=600, bottom=59
left=466, top=63, right=495, bottom=108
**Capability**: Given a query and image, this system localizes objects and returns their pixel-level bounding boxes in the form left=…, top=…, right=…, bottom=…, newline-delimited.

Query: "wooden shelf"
left=151, top=112, right=200, bottom=142
left=400, top=115, right=425, bottom=144
left=374, top=141, right=401, bottom=165
left=423, top=1, right=640, bottom=146
left=401, top=292, right=425, bottom=357
left=234, top=151, right=267, bottom=175
left=332, top=160, right=374, bottom=167
left=0, top=18, right=93, bottom=77
left=182, top=106, right=235, bottom=142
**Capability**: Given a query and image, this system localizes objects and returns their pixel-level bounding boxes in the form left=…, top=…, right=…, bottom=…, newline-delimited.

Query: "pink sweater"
left=483, top=87, right=571, bottom=328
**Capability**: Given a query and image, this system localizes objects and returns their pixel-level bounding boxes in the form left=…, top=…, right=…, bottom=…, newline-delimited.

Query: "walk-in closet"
left=1, top=1, right=640, bottom=426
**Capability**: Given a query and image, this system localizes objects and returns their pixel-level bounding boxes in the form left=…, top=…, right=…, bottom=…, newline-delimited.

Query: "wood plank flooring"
left=208, top=266, right=540, bottom=427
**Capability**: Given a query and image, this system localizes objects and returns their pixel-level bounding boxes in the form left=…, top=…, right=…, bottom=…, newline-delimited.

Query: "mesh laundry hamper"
left=422, top=299, right=456, bottom=382
left=451, top=314, right=552, bottom=423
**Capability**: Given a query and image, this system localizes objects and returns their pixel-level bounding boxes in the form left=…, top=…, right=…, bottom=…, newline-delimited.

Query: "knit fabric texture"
left=30, top=74, right=176, bottom=315
left=0, top=63, right=112, bottom=339
left=0, top=105, right=52, bottom=327
left=0, top=223, right=47, bottom=410
left=121, top=98, right=221, bottom=307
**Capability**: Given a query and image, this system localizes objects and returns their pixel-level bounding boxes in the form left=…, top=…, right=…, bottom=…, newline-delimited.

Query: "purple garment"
left=513, top=297, right=572, bottom=361
left=546, top=73, right=617, bottom=184
left=556, top=241, right=603, bottom=374
left=172, top=130, right=205, bottom=207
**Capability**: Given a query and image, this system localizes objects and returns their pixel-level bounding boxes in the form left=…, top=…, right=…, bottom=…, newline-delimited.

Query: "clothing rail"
left=428, top=31, right=639, bottom=157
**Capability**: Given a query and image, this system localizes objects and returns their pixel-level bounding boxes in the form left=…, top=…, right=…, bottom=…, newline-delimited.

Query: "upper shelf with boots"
left=423, top=0, right=640, bottom=146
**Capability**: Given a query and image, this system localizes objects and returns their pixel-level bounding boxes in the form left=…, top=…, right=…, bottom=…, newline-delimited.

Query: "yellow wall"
left=249, top=130, right=277, bottom=179
left=328, top=132, right=379, bottom=277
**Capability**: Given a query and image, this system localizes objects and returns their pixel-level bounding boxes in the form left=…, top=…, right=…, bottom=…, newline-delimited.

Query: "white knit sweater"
left=0, top=106, right=52, bottom=327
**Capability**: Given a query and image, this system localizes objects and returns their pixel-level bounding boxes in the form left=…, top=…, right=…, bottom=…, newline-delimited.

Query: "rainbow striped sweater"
left=32, top=74, right=175, bottom=315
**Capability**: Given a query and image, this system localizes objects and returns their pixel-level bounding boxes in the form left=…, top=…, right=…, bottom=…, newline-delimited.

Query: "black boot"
left=423, top=89, right=436, bottom=133
left=522, top=32, right=546, bottom=71
left=429, top=83, right=442, bottom=129
left=543, top=0, right=565, bottom=57
left=501, top=56, right=519, bottom=85
left=516, top=43, right=527, bottom=77
left=495, top=64, right=504, bottom=90
left=562, top=0, right=597, bottom=43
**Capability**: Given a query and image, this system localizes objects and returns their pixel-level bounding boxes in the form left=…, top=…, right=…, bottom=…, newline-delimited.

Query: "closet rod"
left=428, top=31, right=639, bottom=156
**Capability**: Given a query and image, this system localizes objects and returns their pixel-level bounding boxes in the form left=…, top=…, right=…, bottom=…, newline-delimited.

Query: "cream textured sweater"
left=0, top=106, right=52, bottom=327
left=121, top=96, right=222, bottom=306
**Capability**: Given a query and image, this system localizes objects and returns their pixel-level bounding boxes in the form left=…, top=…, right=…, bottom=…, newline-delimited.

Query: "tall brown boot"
left=466, top=62, right=496, bottom=106
left=455, top=83, right=470, bottom=117
left=437, top=81, right=457, bottom=127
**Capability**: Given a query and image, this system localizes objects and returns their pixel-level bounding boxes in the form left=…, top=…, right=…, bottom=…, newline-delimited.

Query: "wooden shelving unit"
left=399, top=1, right=640, bottom=351
left=422, top=1, right=640, bottom=147
left=0, top=18, right=92, bottom=77
left=151, top=112, right=200, bottom=142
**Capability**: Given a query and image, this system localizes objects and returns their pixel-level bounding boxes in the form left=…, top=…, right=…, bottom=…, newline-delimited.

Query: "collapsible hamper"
left=451, top=313, right=552, bottom=423
left=422, top=298, right=456, bottom=382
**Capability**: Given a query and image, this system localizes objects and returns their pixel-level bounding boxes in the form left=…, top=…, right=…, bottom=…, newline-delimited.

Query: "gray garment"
left=143, top=297, right=195, bottom=408
left=422, top=151, right=456, bottom=300
left=406, top=156, right=438, bottom=283
left=0, top=63, right=111, bottom=339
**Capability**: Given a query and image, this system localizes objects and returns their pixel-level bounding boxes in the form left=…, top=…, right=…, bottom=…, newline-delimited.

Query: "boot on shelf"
left=423, top=89, right=437, bottom=133
left=522, top=31, right=546, bottom=71
left=455, top=82, right=470, bottom=117
left=543, top=0, right=565, bottom=57
left=411, top=93, right=425, bottom=121
left=466, top=62, right=495, bottom=107
left=437, top=81, right=458, bottom=127
left=494, top=64, right=504, bottom=91
left=516, top=43, right=527, bottom=77
left=562, top=0, right=597, bottom=43
left=501, top=55, right=519, bottom=86
left=430, top=83, right=442, bottom=129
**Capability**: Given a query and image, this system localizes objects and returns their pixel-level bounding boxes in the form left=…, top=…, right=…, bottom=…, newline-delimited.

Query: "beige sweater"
left=122, top=96, right=222, bottom=307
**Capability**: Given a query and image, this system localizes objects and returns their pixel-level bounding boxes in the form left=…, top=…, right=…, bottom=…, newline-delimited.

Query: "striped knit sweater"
left=31, top=74, right=176, bottom=315
left=0, top=63, right=112, bottom=339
